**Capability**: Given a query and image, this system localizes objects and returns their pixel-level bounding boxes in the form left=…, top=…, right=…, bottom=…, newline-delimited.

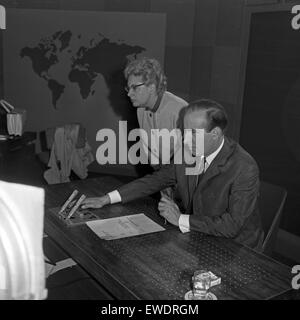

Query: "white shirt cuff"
left=107, top=190, right=121, bottom=204
left=179, top=214, right=190, bottom=233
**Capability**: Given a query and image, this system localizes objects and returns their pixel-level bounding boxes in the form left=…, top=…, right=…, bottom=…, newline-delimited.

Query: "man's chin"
left=131, top=101, right=140, bottom=108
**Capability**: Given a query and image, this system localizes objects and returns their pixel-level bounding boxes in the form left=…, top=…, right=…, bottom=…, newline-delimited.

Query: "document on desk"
left=86, top=213, right=165, bottom=240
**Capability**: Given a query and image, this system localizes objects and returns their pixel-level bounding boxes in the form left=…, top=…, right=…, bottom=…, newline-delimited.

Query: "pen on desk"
left=66, top=194, right=86, bottom=219
left=58, top=189, right=79, bottom=214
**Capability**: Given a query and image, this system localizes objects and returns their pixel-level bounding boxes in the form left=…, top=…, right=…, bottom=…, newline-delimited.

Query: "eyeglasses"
left=124, top=82, right=145, bottom=93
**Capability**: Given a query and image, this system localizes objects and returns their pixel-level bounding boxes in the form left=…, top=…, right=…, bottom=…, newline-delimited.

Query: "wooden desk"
left=44, top=176, right=295, bottom=300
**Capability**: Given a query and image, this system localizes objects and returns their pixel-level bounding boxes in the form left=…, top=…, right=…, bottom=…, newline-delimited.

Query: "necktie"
left=195, top=156, right=207, bottom=188
left=186, top=156, right=207, bottom=215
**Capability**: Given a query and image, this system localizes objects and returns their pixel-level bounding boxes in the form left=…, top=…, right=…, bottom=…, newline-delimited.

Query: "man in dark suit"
left=82, top=99, right=264, bottom=251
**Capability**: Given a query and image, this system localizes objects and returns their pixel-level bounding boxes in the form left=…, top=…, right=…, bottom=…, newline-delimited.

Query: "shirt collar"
left=205, top=137, right=224, bottom=168
left=146, top=91, right=164, bottom=113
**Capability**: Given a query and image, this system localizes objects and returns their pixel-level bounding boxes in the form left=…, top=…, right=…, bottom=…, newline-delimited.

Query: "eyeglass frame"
left=124, top=82, right=146, bottom=93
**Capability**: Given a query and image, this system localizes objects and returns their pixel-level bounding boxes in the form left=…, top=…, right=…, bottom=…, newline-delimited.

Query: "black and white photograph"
left=0, top=0, right=300, bottom=308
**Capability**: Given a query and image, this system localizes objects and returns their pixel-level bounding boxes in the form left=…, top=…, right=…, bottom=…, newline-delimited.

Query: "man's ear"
left=149, top=83, right=156, bottom=93
left=211, top=127, right=222, bottom=139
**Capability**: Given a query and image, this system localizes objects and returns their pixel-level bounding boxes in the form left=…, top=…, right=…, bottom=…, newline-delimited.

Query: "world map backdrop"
left=3, top=9, right=165, bottom=159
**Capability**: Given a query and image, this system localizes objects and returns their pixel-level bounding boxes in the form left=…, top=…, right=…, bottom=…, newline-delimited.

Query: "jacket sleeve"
left=118, top=164, right=176, bottom=203
left=189, top=162, right=260, bottom=238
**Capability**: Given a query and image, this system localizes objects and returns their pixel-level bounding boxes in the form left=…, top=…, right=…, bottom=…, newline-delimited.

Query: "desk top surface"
left=44, top=176, right=293, bottom=300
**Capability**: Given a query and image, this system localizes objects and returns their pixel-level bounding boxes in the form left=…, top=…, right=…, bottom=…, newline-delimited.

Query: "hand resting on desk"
left=81, top=195, right=110, bottom=209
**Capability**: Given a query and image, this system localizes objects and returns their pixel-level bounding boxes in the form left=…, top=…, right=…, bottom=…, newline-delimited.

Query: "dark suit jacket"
left=118, top=137, right=264, bottom=251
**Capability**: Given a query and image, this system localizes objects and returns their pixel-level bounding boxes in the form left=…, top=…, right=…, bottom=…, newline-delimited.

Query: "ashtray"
left=184, top=290, right=217, bottom=300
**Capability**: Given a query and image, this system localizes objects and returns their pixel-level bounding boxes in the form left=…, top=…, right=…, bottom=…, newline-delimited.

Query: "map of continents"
left=20, top=30, right=145, bottom=108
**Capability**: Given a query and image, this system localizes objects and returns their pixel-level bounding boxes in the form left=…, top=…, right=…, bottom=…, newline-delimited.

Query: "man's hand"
left=158, top=196, right=181, bottom=227
left=81, top=195, right=110, bottom=209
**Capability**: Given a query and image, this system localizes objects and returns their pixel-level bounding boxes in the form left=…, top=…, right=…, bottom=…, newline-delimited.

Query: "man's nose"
left=127, top=88, right=134, bottom=97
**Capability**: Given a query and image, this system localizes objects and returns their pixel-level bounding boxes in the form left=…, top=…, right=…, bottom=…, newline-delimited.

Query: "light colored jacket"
left=44, top=124, right=94, bottom=184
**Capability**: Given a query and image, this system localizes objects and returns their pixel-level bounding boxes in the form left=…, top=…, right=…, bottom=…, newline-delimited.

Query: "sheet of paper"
left=86, top=213, right=165, bottom=240
left=44, top=256, right=77, bottom=278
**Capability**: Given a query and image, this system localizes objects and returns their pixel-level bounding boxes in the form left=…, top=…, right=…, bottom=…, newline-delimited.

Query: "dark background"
left=240, top=11, right=300, bottom=237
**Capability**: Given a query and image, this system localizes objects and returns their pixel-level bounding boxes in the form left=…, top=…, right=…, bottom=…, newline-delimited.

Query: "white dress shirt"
left=108, top=189, right=122, bottom=204
left=108, top=138, right=225, bottom=234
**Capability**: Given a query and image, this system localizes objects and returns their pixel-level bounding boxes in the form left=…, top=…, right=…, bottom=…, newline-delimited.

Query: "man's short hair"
left=184, top=99, right=228, bottom=133
left=124, top=57, right=167, bottom=95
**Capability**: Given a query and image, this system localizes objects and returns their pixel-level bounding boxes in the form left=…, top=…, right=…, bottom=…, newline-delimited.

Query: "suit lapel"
left=197, top=160, right=222, bottom=190
left=195, top=137, right=237, bottom=192
left=180, top=137, right=237, bottom=212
